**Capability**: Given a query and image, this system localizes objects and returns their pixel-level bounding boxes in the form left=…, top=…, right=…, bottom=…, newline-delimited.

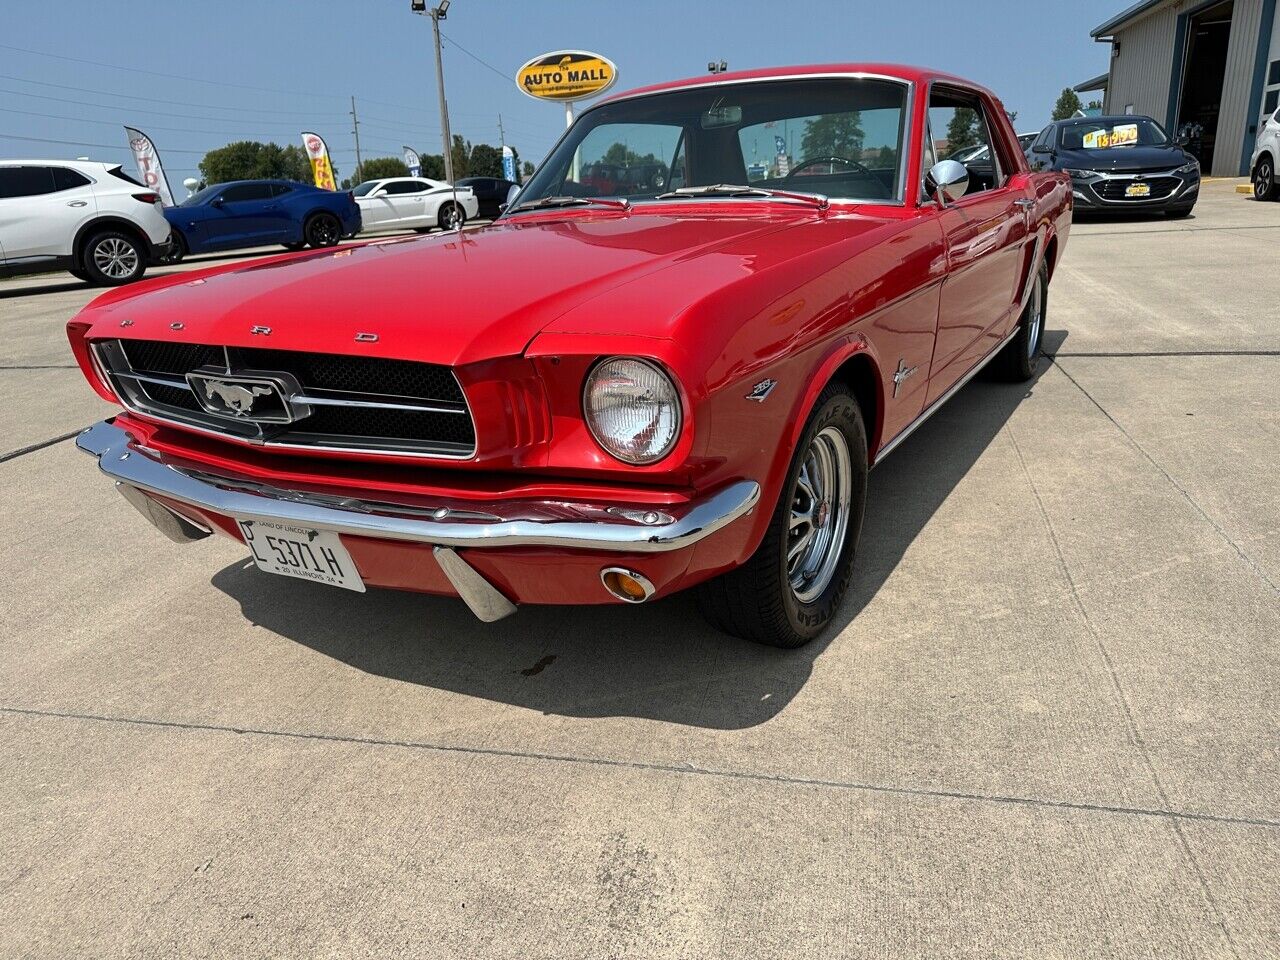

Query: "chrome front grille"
left=94, top=339, right=476, bottom=458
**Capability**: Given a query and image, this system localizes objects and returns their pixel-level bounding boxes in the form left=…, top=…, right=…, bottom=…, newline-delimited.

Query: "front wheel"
left=697, top=385, right=867, bottom=647
left=304, top=213, right=341, bottom=248
left=994, top=258, right=1048, bottom=381
left=1254, top=157, right=1277, bottom=200
left=81, top=230, right=146, bottom=286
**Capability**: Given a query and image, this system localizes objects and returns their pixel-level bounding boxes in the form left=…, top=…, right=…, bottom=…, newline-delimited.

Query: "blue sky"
left=2, top=0, right=1121, bottom=186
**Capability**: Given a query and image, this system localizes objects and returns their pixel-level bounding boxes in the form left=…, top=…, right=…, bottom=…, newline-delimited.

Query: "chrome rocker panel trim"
left=77, top=419, right=760, bottom=554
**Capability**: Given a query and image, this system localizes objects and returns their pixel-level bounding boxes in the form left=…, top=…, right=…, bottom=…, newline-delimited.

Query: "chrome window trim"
left=514, top=72, right=916, bottom=209
left=93, top=340, right=479, bottom=461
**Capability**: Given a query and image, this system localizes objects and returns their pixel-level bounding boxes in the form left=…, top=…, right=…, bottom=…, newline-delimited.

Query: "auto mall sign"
left=517, top=50, right=616, bottom=126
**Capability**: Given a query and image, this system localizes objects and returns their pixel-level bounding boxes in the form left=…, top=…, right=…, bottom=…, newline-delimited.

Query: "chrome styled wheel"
left=788, top=425, right=853, bottom=603
left=92, top=237, right=140, bottom=280
left=440, top=203, right=463, bottom=230
left=1026, top=272, right=1044, bottom=360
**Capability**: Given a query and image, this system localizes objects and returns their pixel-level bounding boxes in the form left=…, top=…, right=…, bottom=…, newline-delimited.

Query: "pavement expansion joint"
left=2, top=704, right=1277, bottom=832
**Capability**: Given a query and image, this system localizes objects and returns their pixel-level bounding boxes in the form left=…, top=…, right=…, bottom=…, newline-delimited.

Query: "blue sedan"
left=161, top=180, right=362, bottom=262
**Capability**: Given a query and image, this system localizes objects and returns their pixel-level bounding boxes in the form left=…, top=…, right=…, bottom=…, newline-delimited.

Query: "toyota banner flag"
left=403, top=146, right=422, bottom=178
left=124, top=126, right=175, bottom=207
left=502, top=145, right=516, bottom=182
left=301, top=132, right=336, bottom=191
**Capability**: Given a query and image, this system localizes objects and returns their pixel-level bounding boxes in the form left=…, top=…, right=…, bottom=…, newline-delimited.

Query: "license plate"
left=1125, top=183, right=1151, bottom=197
left=237, top=519, right=365, bottom=592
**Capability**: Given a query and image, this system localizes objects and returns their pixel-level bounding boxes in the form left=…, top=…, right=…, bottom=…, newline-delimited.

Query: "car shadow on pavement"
left=0, top=279, right=90, bottom=300
left=210, top=330, right=1067, bottom=730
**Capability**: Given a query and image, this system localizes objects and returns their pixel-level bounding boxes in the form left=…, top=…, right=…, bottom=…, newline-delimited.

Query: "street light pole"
left=413, top=0, right=455, bottom=183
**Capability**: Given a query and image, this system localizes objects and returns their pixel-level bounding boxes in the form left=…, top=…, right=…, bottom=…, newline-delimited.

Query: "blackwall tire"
left=994, top=259, right=1049, bottom=382
left=81, top=230, right=146, bottom=286
left=304, top=213, right=341, bottom=248
left=696, top=384, right=868, bottom=648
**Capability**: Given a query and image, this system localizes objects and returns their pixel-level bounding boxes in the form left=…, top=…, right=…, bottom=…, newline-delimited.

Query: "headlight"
left=583, top=358, right=682, bottom=465
left=1174, top=161, right=1200, bottom=175
left=1063, top=168, right=1100, bottom=180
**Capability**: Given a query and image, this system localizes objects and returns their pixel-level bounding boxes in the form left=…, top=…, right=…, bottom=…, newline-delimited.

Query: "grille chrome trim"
left=93, top=339, right=478, bottom=460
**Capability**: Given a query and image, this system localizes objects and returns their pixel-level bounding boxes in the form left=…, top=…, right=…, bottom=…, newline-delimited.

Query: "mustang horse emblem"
left=203, top=380, right=273, bottom=416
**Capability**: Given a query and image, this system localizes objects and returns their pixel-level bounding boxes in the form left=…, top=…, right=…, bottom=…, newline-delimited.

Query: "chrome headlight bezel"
left=1063, top=168, right=1101, bottom=181
left=582, top=357, right=683, bottom=465
left=1174, top=161, right=1200, bottom=176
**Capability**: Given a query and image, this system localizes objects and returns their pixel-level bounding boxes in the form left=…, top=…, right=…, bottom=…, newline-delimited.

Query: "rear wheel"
left=1254, top=156, right=1277, bottom=200
left=994, top=259, right=1048, bottom=381
left=304, top=213, right=341, bottom=248
left=81, top=229, right=146, bottom=286
left=157, top=233, right=185, bottom=264
left=438, top=202, right=464, bottom=230
left=697, top=384, right=867, bottom=648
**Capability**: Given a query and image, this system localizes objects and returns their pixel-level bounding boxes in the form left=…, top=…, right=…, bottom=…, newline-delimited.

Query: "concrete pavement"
left=0, top=181, right=1276, bottom=957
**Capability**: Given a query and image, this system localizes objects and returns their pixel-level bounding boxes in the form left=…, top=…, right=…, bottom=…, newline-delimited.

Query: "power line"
left=0, top=105, right=334, bottom=140
left=0, top=133, right=204, bottom=154
left=0, top=42, right=347, bottom=102
left=438, top=30, right=512, bottom=85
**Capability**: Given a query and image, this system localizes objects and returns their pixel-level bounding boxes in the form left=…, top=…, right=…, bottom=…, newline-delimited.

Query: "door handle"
left=67, top=200, right=88, bottom=207
left=1013, top=199, right=1035, bottom=210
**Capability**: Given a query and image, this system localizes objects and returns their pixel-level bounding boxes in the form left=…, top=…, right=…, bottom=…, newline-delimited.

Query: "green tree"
left=198, top=141, right=318, bottom=185
left=521, top=160, right=535, bottom=179
left=450, top=134, right=470, bottom=180
left=1051, top=87, right=1083, bottom=121
left=875, top=145, right=898, bottom=168
left=945, top=108, right=979, bottom=155
left=800, top=112, right=864, bottom=159
left=469, top=143, right=503, bottom=178
left=357, top=156, right=409, bottom=182
left=1086, top=99, right=1103, bottom=111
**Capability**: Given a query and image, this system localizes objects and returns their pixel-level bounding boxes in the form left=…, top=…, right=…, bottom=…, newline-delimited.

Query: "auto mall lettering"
left=517, top=51, right=618, bottom=102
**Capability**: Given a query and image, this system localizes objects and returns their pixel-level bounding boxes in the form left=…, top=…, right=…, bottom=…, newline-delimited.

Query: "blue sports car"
left=161, top=180, right=362, bottom=262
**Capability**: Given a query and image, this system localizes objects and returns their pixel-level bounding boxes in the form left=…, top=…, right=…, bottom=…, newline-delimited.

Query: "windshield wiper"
left=653, top=184, right=829, bottom=209
left=507, top=195, right=631, bottom=213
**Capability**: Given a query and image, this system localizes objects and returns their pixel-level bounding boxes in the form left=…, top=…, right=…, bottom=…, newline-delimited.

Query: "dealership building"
left=1085, top=0, right=1280, bottom=176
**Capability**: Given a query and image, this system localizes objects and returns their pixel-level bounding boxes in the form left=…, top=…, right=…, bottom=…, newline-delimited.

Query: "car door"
left=924, top=87, right=1034, bottom=405
left=0, top=165, right=96, bottom=262
left=383, top=179, right=430, bottom=227
left=265, top=183, right=300, bottom=241
left=203, top=182, right=276, bottom=249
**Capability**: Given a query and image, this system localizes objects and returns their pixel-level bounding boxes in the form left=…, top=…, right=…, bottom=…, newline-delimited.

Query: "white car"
left=0, top=159, right=173, bottom=285
left=1250, top=105, right=1280, bottom=201
left=352, top=177, right=479, bottom=233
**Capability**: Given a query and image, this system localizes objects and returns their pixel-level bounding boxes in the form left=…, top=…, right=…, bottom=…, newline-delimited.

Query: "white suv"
left=0, top=159, right=174, bottom=285
left=1251, top=106, right=1280, bottom=201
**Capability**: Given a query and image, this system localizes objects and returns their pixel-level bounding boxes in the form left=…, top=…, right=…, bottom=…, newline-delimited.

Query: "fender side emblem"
left=355, top=332, right=379, bottom=343
left=892, top=359, right=918, bottom=398
left=746, top=378, right=777, bottom=403
left=250, top=325, right=271, bottom=336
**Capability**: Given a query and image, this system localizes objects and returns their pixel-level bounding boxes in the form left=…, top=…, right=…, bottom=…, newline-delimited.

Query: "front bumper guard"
left=77, top=420, right=761, bottom=621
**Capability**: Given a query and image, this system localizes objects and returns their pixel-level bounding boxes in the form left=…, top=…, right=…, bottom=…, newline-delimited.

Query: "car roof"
left=599, top=63, right=999, bottom=106
left=214, top=179, right=311, bottom=187
left=1055, top=115, right=1156, bottom=126
left=0, top=158, right=116, bottom=168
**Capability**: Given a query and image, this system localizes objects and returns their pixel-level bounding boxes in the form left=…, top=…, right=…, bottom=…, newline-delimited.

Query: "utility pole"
left=350, top=96, right=364, bottom=184
left=497, top=113, right=505, bottom=148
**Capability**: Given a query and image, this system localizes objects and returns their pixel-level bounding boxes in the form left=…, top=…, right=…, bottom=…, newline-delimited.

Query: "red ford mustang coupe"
left=69, top=64, right=1070, bottom=647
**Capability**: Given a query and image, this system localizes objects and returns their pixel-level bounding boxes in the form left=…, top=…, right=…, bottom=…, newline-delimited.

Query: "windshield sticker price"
left=1084, top=124, right=1139, bottom=149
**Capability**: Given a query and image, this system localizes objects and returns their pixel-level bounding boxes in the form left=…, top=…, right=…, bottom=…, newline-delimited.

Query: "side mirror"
left=1174, top=134, right=1189, bottom=146
left=210, top=196, right=224, bottom=207
left=499, top=183, right=521, bottom=214
left=924, top=159, right=969, bottom=206
left=1032, top=143, right=1052, bottom=155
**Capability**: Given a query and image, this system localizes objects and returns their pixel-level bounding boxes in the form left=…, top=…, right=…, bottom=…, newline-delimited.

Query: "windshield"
left=180, top=185, right=220, bottom=207
left=351, top=181, right=381, bottom=197
left=1059, top=118, right=1169, bottom=150
left=514, top=77, right=909, bottom=208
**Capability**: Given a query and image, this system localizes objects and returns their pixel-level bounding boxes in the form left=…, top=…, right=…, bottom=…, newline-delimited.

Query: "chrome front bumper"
left=77, top=420, right=761, bottom=619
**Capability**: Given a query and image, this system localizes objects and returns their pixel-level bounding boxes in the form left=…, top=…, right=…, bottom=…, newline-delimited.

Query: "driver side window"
left=927, top=89, right=1003, bottom=196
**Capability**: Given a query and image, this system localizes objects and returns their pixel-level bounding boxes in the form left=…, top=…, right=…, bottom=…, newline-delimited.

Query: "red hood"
left=77, top=211, right=813, bottom=366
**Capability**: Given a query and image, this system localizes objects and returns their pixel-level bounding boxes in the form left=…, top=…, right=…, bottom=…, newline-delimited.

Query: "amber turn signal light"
left=600, top=568, right=656, bottom=604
